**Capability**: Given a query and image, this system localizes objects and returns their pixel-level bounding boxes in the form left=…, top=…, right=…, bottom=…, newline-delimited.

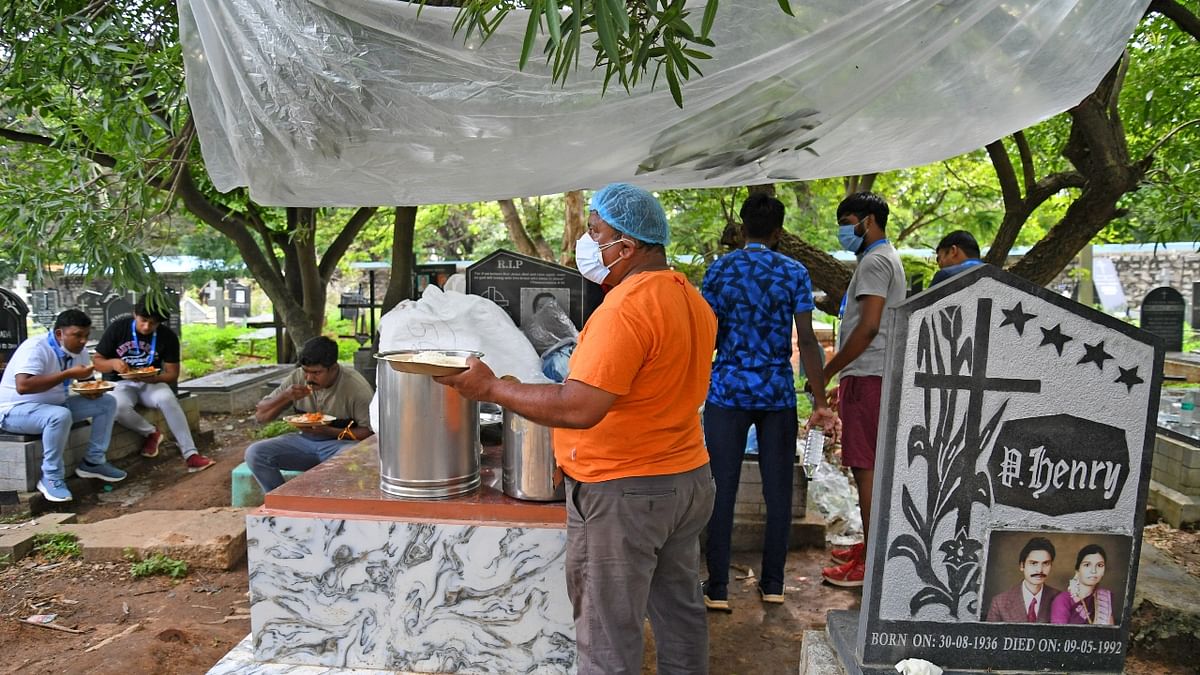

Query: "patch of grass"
left=32, top=532, right=81, bottom=561
left=255, top=419, right=295, bottom=439
left=130, top=552, right=189, bottom=579
left=0, top=553, right=11, bottom=570
left=0, top=510, right=32, bottom=525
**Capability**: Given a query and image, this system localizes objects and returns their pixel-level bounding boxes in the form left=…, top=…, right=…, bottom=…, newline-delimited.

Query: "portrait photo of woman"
left=1050, top=544, right=1115, bottom=625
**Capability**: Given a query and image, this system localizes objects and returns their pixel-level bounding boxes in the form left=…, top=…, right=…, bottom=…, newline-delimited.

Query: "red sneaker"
left=830, top=541, right=865, bottom=564
left=141, top=430, right=163, bottom=458
left=822, top=559, right=866, bottom=588
left=185, top=454, right=215, bottom=473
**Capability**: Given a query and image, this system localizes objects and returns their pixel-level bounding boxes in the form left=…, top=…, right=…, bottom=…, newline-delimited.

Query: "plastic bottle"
left=802, top=428, right=825, bottom=478
left=1181, top=396, right=1196, bottom=428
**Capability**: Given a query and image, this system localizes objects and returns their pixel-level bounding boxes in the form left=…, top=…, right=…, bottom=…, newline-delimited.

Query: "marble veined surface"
left=247, top=515, right=574, bottom=673
left=209, top=634, right=407, bottom=674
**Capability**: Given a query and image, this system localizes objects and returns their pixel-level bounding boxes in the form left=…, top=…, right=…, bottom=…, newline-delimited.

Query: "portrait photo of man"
left=985, top=536, right=1061, bottom=623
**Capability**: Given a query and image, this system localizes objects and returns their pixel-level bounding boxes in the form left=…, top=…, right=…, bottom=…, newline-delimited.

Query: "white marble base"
left=246, top=515, right=574, bottom=673
left=209, top=634, right=409, bottom=674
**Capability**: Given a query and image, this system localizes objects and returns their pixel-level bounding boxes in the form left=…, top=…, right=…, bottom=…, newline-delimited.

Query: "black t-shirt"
left=94, top=315, right=181, bottom=382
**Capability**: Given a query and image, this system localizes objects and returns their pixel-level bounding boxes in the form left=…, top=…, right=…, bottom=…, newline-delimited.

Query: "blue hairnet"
left=589, top=183, right=669, bottom=246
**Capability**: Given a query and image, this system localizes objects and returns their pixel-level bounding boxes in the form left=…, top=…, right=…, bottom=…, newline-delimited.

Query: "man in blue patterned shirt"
left=700, top=193, right=839, bottom=610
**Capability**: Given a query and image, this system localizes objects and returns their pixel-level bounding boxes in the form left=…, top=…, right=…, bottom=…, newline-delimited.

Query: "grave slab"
left=178, top=363, right=294, bottom=413
left=0, top=513, right=77, bottom=561
left=840, top=265, right=1163, bottom=674
left=61, top=507, right=248, bottom=570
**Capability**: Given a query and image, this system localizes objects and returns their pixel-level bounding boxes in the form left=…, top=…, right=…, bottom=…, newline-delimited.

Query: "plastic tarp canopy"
left=178, top=0, right=1150, bottom=207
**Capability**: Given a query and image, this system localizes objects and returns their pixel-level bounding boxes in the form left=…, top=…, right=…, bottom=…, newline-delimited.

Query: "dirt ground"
left=0, top=412, right=1195, bottom=674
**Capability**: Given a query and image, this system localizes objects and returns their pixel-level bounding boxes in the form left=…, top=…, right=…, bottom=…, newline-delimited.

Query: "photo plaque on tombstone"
left=825, top=265, right=1163, bottom=675
left=1140, top=286, right=1184, bottom=352
left=0, top=289, right=29, bottom=374
left=413, top=263, right=458, bottom=300
left=466, top=250, right=602, bottom=331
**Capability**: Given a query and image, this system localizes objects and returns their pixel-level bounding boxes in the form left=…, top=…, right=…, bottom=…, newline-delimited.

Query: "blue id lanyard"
left=46, top=332, right=73, bottom=392
left=129, top=319, right=157, bottom=366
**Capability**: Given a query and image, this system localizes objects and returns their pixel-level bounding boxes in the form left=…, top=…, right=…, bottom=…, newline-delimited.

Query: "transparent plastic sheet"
left=178, top=0, right=1149, bottom=206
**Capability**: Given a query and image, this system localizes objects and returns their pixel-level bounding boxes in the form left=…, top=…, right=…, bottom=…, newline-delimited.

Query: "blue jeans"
left=244, top=432, right=354, bottom=492
left=0, top=396, right=117, bottom=481
left=702, top=403, right=797, bottom=594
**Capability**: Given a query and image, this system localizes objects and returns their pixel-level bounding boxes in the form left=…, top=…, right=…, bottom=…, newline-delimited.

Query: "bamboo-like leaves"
left=446, top=0, right=786, bottom=107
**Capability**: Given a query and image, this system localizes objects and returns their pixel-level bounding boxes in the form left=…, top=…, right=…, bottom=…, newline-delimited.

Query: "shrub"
left=130, top=552, right=189, bottom=579
left=255, top=420, right=295, bottom=439
left=32, top=532, right=81, bottom=561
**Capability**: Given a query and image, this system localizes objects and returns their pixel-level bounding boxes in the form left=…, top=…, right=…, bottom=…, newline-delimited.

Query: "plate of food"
left=71, top=380, right=115, bottom=394
left=376, top=350, right=481, bottom=377
left=118, top=366, right=160, bottom=380
left=284, top=412, right=336, bottom=428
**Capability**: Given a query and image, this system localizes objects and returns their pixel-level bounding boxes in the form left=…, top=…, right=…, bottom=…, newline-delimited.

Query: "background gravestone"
left=466, top=250, right=602, bottom=332
left=413, top=262, right=458, bottom=300
left=226, top=281, right=250, bottom=318
left=76, top=289, right=107, bottom=331
left=0, top=289, right=29, bottom=374
left=28, top=289, right=59, bottom=330
left=1091, top=257, right=1127, bottom=313
left=827, top=265, right=1163, bottom=675
left=1139, top=287, right=1184, bottom=352
left=102, top=293, right=135, bottom=331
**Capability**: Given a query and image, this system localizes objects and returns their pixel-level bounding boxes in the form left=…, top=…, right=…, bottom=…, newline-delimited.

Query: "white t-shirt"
left=0, top=335, right=92, bottom=411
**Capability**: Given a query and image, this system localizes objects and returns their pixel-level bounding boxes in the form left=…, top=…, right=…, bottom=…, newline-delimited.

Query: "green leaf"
left=776, top=0, right=794, bottom=17
left=700, top=0, right=718, bottom=38
left=544, top=0, right=563, bottom=46
left=664, top=59, right=683, bottom=108
left=520, top=0, right=542, bottom=70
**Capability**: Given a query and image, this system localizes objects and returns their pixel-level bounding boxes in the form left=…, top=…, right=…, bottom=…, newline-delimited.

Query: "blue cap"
left=589, top=183, right=669, bottom=246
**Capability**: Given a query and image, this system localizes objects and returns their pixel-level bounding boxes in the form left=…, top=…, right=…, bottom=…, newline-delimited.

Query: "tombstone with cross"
left=826, top=265, right=1163, bottom=675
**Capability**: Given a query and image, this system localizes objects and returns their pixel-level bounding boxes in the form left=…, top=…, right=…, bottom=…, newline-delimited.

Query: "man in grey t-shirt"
left=821, top=192, right=905, bottom=587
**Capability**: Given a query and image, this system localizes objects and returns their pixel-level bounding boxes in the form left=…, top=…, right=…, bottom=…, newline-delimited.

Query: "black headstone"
left=0, top=289, right=29, bottom=374
left=1140, top=286, right=1184, bottom=351
left=339, top=291, right=366, bottom=322
left=76, top=289, right=107, bottom=332
left=164, top=287, right=182, bottom=340
left=103, top=294, right=135, bottom=331
left=413, top=263, right=458, bottom=300
left=828, top=265, right=1162, bottom=675
left=466, top=250, right=602, bottom=331
left=28, top=289, right=59, bottom=330
left=226, top=281, right=251, bottom=318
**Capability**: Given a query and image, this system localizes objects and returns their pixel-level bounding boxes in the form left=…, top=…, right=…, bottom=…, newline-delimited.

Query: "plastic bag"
left=805, top=458, right=863, bottom=542
left=369, top=285, right=548, bottom=430
left=179, top=0, right=1147, bottom=206
left=521, top=296, right=579, bottom=355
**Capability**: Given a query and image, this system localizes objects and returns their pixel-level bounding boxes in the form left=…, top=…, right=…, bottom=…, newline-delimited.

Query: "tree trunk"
left=561, top=190, right=586, bottom=266
left=382, top=206, right=417, bottom=313
left=498, top=198, right=542, bottom=258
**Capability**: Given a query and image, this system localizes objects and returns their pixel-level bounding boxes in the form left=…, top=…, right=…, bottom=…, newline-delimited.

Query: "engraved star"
left=999, top=302, right=1036, bottom=336
left=1038, top=323, right=1073, bottom=356
left=1077, top=340, right=1114, bottom=371
left=1114, top=365, right=1144, bottom=393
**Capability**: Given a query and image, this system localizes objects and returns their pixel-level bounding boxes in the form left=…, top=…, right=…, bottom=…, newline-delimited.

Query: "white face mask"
left=574, top=233, right=623, bottom=285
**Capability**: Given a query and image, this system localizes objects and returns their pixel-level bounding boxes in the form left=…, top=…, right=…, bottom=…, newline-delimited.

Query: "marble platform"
left=234, top=439, right=574, bottom=674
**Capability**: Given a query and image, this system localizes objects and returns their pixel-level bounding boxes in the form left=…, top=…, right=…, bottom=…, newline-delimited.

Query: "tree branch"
left=1149, top=0, right=1200, bottom=42
left=1013, top=131, right=1036, bottom=197
left=319, top=206, right=378, bottom=285
left=985, top=139, right=1023, bottom=211
left=0, top=125, right=118, bottom=169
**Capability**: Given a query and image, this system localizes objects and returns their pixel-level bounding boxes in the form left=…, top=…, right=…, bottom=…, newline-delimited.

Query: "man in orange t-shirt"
left=438, top=183, right=717, bottom=674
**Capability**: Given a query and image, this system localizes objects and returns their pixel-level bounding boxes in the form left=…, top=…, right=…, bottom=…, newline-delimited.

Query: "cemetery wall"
left=1046, top=248, right=1200, bottom=315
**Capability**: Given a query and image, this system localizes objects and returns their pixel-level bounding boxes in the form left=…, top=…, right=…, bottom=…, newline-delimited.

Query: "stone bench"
left=0, top=393, right=201, bottom=493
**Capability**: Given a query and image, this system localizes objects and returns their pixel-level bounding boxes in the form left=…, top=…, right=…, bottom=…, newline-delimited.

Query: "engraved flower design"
left=939, top=531, right=982, bottom=572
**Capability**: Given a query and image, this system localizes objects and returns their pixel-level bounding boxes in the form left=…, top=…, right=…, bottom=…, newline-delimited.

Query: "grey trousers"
left=565, top=463, right=716, bottom=675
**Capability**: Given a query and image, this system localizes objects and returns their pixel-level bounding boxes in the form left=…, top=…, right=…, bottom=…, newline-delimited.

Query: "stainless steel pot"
left=374, top=350, right=481, bottom=498
left=501, top=409, right=564, bottom=501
